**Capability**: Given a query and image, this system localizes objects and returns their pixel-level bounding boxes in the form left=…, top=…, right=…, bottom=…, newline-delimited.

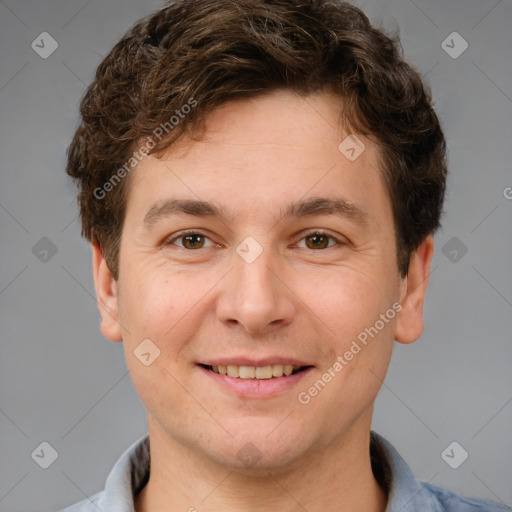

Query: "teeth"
left=255, top=365, right=273, bottom=379
left=272, top=364, right=284, bottom=377
left=208, top=364, right=303, bottom=379
left=239, top=366, right=255, bottom=379
left=227, top=365, right=239, bottom=378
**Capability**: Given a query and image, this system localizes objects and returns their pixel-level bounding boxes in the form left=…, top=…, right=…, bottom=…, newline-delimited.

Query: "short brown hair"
left=67, top=0, right=447, bottom=280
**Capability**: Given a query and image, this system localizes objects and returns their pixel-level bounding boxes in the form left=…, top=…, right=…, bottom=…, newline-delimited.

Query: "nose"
left=215, top=248, right=296, bottom=335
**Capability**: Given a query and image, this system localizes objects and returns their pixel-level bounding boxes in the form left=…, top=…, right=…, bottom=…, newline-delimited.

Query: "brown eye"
left=167, top=231, right=214, bottom=249
left=296, top=231, right=342, bottom=250
left=181, top=234, right=205, bottom=249
left=304, top=233, right=331, bottom=249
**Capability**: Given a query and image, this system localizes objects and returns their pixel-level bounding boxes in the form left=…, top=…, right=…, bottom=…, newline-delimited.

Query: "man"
left=60, top=0, right=510, bottom=511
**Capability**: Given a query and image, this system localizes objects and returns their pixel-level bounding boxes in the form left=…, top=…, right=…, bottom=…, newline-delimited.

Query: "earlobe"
left=91, top=243, right=123, bottom=342
left=394, top=235, right=434, bottom=345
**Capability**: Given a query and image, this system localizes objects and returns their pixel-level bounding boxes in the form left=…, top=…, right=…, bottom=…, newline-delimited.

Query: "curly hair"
left=67, top=0, right=448, bottom=280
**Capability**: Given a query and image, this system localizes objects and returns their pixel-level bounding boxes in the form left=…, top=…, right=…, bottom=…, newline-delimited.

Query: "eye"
left=166, top=231, right=216, bottom=250
left=296, top=231, right=343, bottom=250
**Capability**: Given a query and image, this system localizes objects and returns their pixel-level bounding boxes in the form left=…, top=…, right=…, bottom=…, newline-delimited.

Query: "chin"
left=212, top=447, right=309, bottom=477
left=205, top=420, right=316, bottom=474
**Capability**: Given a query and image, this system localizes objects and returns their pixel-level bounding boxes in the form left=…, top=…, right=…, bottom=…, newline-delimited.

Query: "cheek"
left=117, top=264, right=218, bottom=357
left=119, top=259, right=180, bottom=331
left=303, top=266, right=394, bottom=345
left=117, top=269, right=204, bottom=418
left=297, top=268, right=396, bottom=424
left=302, top=265, right=398, bottom=405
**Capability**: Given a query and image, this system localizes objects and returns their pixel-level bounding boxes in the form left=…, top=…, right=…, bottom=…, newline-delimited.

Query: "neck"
left=135, top=417, right=387, bottom=512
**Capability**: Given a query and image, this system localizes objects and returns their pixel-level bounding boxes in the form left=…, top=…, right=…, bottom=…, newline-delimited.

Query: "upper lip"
left=199, top=357, right=313, bottom=367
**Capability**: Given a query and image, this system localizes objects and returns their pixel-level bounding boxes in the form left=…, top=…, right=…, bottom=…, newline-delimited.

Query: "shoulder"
left=55, top=490, right=104, bottom=512
left=369, top=431, right=510, bottom=512
left=423, top=481, right=511, bottom=512
left=55, top=433, right=149, bottom=512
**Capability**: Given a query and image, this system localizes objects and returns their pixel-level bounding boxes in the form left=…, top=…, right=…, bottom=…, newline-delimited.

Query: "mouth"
left=198, top=363, right=312, bottom=379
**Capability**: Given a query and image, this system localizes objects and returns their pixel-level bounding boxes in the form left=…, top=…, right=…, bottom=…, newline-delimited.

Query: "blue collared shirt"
left=58, top=431, right=511, bottom=511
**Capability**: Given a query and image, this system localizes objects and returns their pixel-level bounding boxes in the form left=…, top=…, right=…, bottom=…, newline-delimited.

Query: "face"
left=94, top=88, right=432, bottom=473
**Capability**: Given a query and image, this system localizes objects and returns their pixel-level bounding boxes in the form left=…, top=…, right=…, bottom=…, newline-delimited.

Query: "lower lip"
left=198, top=365, right=314, bottom=399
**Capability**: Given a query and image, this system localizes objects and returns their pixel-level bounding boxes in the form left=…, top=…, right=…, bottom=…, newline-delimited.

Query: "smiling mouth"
left=199, top=364, right=311, bottom=379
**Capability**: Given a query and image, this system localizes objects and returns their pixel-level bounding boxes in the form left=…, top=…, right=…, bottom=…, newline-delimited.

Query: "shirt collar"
left=100, top=433, right=150, bottom=512
left=371, top=431, right=442, bottom=511
left=100, top=431, right=440, bottom=512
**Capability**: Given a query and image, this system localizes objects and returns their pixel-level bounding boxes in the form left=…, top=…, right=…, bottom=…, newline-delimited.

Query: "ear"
left=395, top=235, right=434, bottom=345
left=91, top=243, right=123, bottom=342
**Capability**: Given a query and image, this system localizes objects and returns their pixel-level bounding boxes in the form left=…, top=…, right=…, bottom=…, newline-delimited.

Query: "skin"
left=92, top=88, right=434, bottom=512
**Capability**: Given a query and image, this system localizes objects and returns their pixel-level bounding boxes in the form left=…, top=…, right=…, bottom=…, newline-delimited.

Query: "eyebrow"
left=281, top=196, right=369, bottom=227
left=143, top=198, right=228, bottom=226
left=142, top=196, right=369, bottom=228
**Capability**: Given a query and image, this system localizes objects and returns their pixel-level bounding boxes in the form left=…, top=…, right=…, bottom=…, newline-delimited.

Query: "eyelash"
left=165, top=230, right=218, bottom=249
left=165, top=229, right=345, bottom=250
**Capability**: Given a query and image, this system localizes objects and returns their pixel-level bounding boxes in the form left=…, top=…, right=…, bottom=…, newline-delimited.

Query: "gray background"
left=0, top=0, right=511, bottom=510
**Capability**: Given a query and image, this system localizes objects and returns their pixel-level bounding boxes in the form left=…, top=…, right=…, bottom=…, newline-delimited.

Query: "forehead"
left=126, top=89, right=390, bottom=226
